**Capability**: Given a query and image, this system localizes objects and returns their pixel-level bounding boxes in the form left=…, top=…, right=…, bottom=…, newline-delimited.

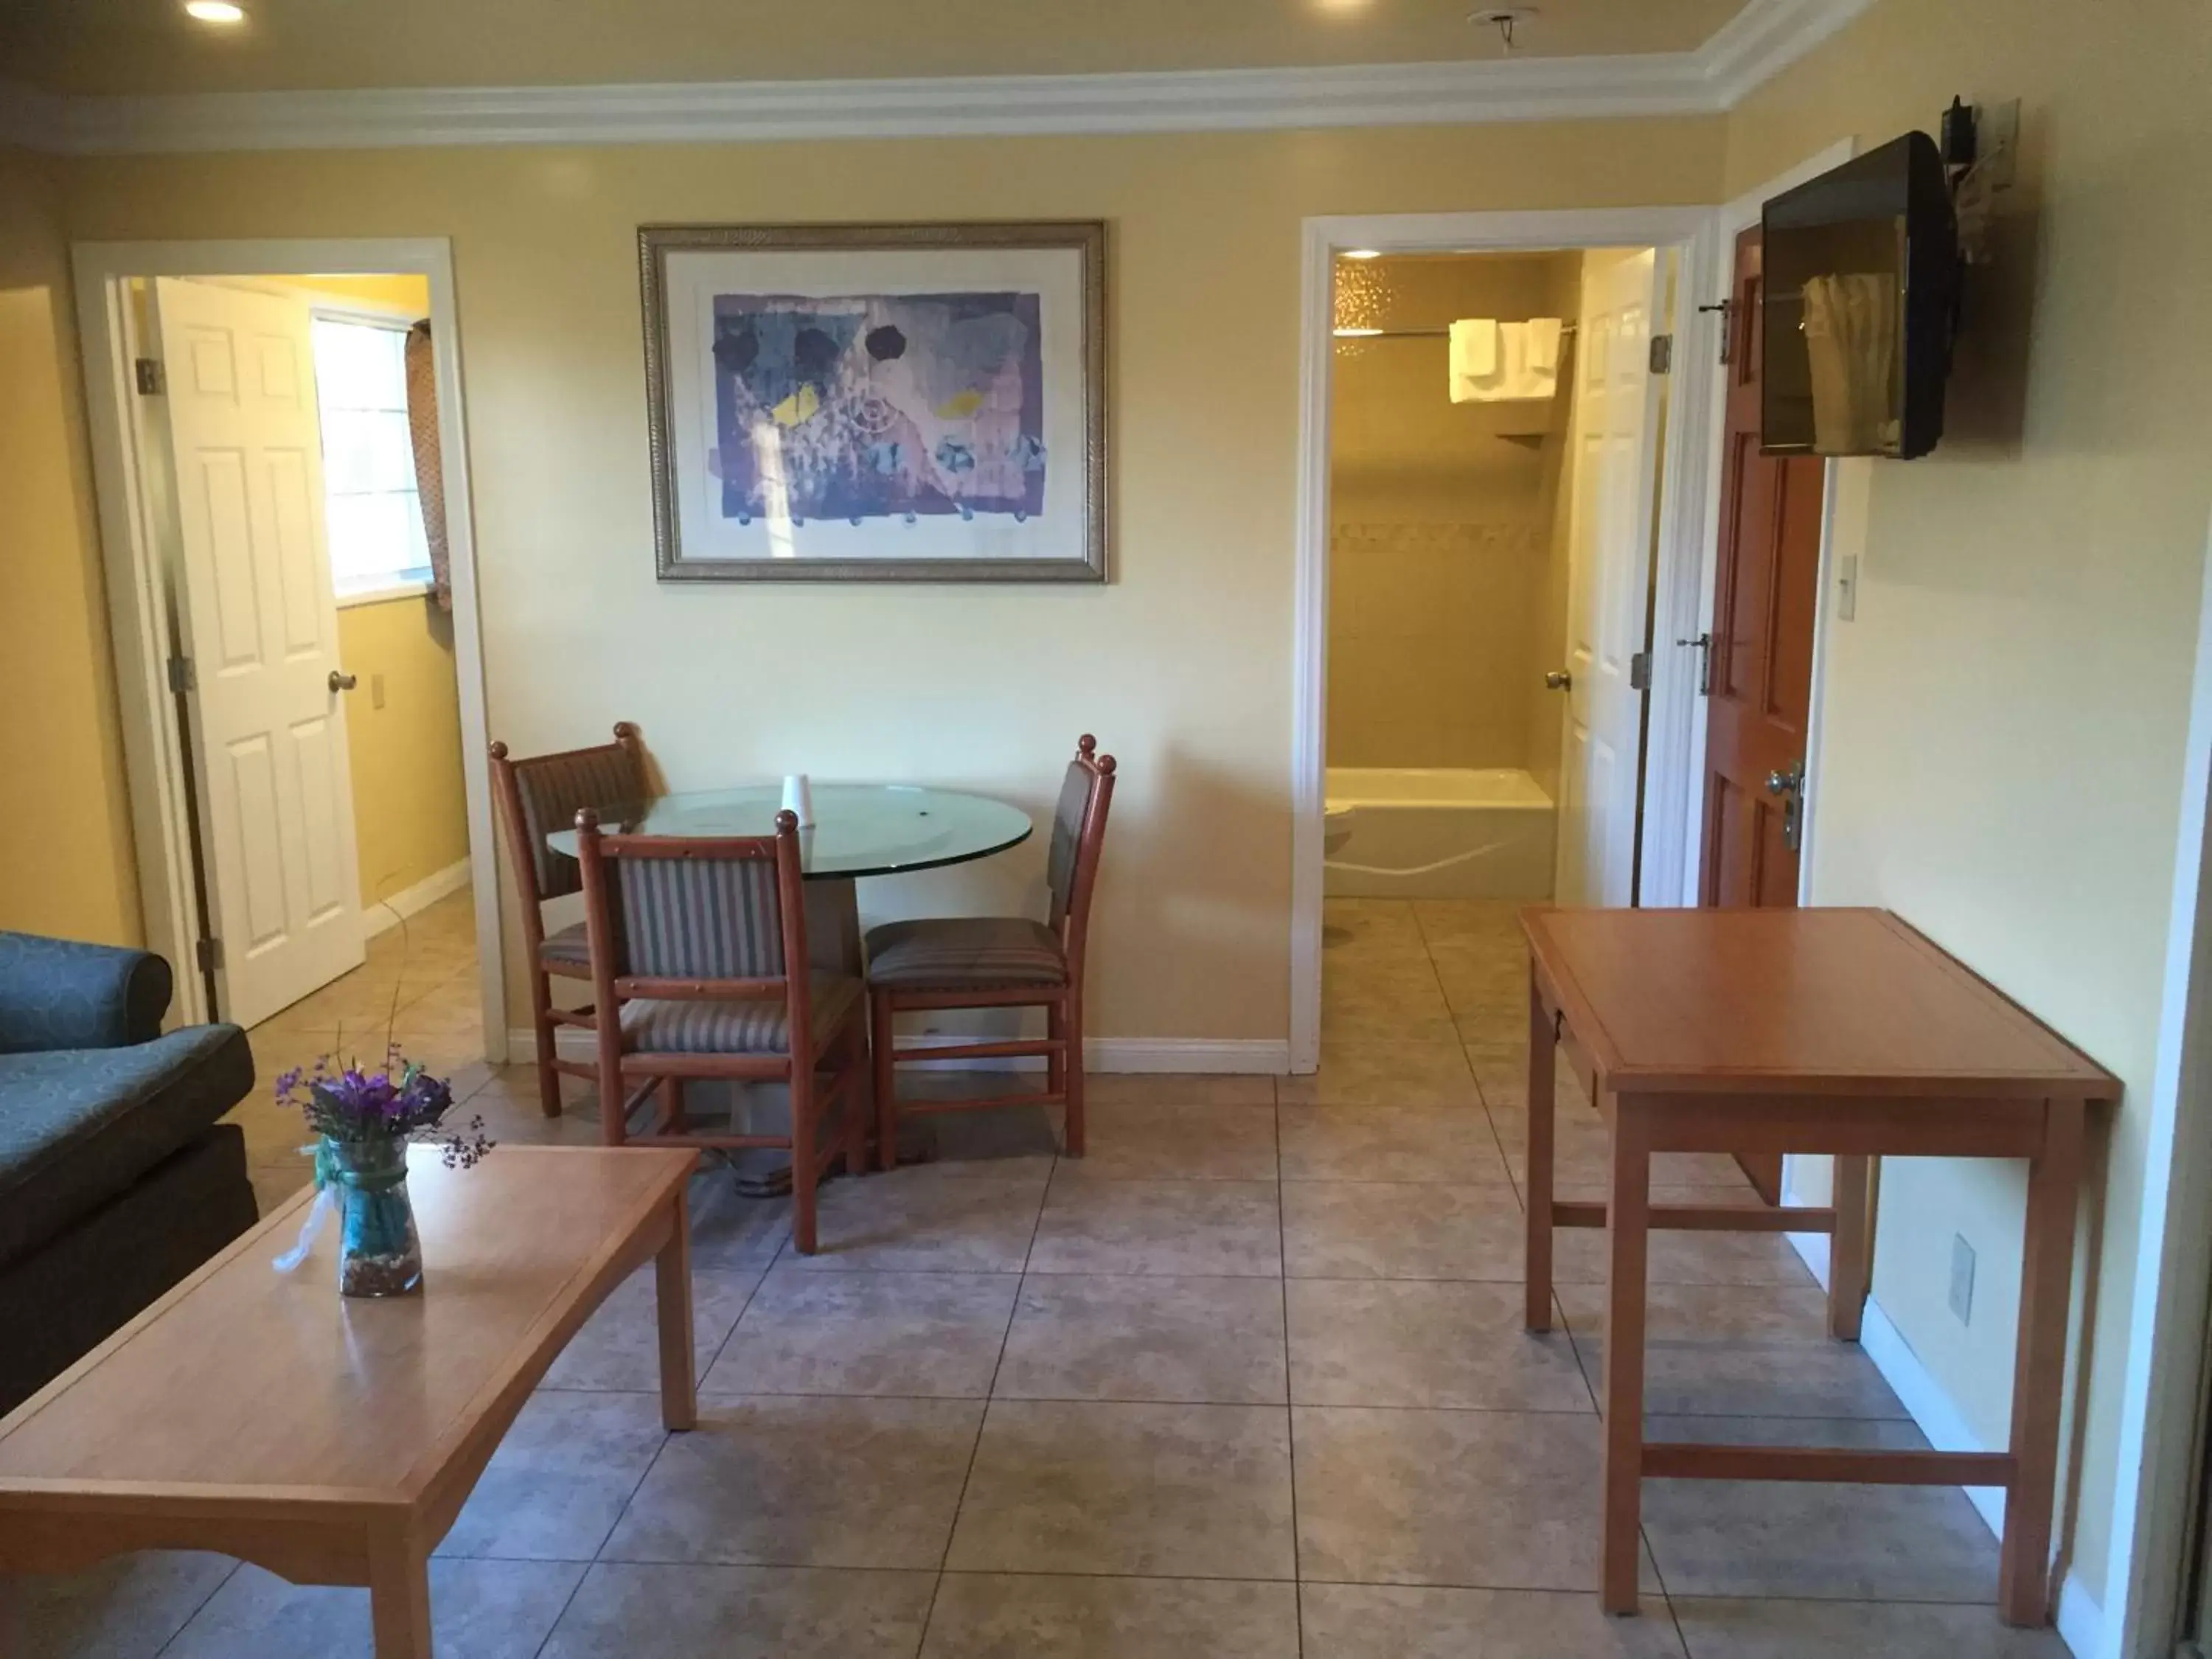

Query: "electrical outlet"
left=1949, top=1233, right=1977, bottom=1326
left=1835, top=555, right=1859, bottom=621
left=370, top=672, right=387, bottom=710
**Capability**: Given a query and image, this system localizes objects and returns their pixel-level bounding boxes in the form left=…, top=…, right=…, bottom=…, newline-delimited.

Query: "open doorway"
left=1293, top=209, right=1718, bottom=1081
left=73, top=240, right=500, bottom=1208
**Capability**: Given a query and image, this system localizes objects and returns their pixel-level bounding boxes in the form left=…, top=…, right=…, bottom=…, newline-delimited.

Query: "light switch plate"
left=371, top=672, right=387, bottom=710
left=1949, top=1233, right=1977, bottom=1326
left=1835, top=555, right=1858, bottom=621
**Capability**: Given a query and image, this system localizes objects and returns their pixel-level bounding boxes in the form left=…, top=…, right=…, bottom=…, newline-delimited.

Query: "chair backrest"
left=489, top=723, right=649, bottom=917
left=574, top=810, right=815, bottom=1054
left=1046, top=734, right=1116, bottom=972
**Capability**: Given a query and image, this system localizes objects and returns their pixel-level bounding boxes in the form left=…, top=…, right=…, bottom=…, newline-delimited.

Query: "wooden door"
left=153, top=277, right=366, bottom=1027
left=1699, top=229, right=1826, bottom=1201
left=1554, top=248, right=1667, bottom=908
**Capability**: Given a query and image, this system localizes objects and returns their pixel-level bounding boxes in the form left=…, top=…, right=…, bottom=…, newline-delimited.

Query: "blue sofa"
left=0, top=933, right=258, bottom=1413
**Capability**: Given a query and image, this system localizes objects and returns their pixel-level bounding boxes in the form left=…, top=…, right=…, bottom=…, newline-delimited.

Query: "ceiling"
left=0, top=0, right=1750, bottom=98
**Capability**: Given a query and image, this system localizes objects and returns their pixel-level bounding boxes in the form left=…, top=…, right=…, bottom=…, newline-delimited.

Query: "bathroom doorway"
left=1289, top=208, right=1719, bottom=1074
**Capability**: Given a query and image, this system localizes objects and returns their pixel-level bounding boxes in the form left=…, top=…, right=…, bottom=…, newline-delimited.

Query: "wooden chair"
left=869, top=735, right=1116, bottom=1166
left=488, top=723, right=650, bottom=1117
left=575, top=808, right=869, bottom=1255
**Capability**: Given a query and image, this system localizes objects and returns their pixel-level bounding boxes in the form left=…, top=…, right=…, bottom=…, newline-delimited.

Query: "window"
left=310, top=316, right=431, bottom=598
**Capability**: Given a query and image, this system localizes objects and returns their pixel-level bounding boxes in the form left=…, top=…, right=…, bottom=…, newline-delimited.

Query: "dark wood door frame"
left=1698, top=225, right=1829, bottom=1205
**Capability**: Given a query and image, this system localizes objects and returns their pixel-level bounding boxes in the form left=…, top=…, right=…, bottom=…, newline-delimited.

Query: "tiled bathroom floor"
left=1, top=897, right=2067, bottom=1657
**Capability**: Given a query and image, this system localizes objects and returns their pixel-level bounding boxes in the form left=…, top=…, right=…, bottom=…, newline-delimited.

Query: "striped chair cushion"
left=864, top=917, right=1067, bottom=991
left=1046, top=760, right=1093, bottom=928
left=537, top=921, right=591, bottom=973
left=515, top=743, right=647, bottom=901
left=613, top=855, right=784, bottom=980
left=619, top=976, right=860, bottom=1056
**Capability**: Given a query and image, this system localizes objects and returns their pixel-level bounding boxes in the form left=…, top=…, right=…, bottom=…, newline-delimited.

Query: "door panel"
left=1554, top=248, right=1666, bottom=908
left=1699, top=230, right=1826, bottom=914
left=155, top=277, right=365, bottom=1028
left=1697, top=229, right=1828, bottom=1204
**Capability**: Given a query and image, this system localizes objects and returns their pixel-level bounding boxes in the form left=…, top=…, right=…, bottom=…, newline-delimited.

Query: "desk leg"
left=1828, top=1155, right=1870, bottom=1343
left=1524, top=970, right=1555, bottom=1333
left=1600, top=1099, right=1651, bottom=1615
left=368, top=1530, right=432, bottom=1658
left=656, top=1186, right=698, bottom=1433
left=1998, top=1097, right=2084, bottom=1625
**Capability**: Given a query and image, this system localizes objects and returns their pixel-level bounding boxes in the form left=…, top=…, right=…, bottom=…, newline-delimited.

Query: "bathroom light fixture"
left=183, top=0, right=247, bottom=23
left=1339, top=248, right=1383, bottom=260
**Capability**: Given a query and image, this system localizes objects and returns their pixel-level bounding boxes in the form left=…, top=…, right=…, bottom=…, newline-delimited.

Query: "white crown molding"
left=1700, top=0, right=1875, bottom=105
left=18, top=0, right=1868, bottom=156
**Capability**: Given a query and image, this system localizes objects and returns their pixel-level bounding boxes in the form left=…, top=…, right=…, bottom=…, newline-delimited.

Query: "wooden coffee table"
left=0, top=1143, right=698, bottom=1657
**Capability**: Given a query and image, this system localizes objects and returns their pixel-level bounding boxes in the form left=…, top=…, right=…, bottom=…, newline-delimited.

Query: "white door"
left=152, top=277, right=365, bottom=1027
left=1554, top=248, right=1666, bottom=908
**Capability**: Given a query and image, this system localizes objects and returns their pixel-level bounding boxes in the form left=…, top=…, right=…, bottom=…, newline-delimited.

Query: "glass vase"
left=327, top=1135, right=423, bottom=1298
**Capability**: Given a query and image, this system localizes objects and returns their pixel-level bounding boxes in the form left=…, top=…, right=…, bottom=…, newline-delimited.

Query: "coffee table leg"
left=1828, top=1155, right=1870, bottom=1342
left=1524, top=968, right=1555, bottom=1333
left=1601, top=1098, right=1651, bottom=1616
left=1998, top=1097, right=2084, bottom=1625
left=656, top=1186, right=698, bottom=1433
left=368, top=1531, right=432, bottom=1658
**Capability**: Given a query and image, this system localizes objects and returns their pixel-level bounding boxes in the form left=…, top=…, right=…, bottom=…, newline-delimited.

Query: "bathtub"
left=1324, top=768, right=1556, bottom=900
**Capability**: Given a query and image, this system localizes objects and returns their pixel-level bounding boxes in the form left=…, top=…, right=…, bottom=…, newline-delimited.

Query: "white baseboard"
left=1846, top=1294, right=2104, bottom=1657
left=519, top=1025, right=1289, bottom=1076
left=363, top=858, right=472, bottom=937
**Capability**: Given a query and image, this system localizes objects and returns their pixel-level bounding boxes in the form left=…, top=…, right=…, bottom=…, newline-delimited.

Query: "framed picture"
left=639, top=220, right=1107, bottom=582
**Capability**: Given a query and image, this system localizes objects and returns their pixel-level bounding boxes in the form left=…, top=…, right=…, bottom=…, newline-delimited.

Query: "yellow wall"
left=1725, top=0, right=2212, bottom=1612
left=338, top=595, right=470, bottom=911
left=0, top=146, right=142, bottom=945
left=47, top=120, right=1726, bottom=1039
left=1328, top=253, right=1577, bottom=773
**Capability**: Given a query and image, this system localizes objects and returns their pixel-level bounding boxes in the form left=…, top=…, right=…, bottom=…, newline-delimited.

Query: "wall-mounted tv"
left=1761, top=131, right=1960, bottom=459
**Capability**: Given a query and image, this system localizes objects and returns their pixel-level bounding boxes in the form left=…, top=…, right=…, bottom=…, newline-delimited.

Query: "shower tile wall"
left=1329, top=522, right=1540, bottom=767
left=1329, top=251, right=1583, bottom=777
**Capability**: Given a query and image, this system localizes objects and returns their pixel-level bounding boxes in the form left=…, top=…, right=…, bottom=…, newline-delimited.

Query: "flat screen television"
left=1761, top=131, right=1960, bottom=459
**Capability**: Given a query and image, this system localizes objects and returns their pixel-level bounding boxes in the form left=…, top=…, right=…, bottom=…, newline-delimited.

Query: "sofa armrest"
left=0, top=934, right=173, bottom=1054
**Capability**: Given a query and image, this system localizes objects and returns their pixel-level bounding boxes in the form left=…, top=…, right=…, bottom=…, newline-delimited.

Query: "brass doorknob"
left=1544, top=669, right=1573, bottom=691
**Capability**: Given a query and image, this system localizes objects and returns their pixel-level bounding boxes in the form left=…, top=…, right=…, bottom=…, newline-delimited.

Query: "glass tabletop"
left=542, top=783, right=1033, bottom=879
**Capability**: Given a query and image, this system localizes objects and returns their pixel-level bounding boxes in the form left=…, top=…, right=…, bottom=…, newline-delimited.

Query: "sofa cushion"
left=0, top=1024, right=255, bottom=1270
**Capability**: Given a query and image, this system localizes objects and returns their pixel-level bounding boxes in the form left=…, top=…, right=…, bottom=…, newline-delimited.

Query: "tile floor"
left=0, top=896, right=2067, bottom=1657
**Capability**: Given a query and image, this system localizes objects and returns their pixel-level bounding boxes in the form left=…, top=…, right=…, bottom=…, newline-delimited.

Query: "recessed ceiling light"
left=1339, top=249, right=1382, bottom=261
left=183, top=0, right=247, bottom=24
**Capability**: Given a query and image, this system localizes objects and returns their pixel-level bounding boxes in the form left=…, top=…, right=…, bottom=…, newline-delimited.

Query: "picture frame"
left=639, top=220, right=1107, bottom=583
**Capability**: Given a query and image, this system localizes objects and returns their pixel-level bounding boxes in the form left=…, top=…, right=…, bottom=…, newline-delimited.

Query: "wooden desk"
left=1520, top=907, right=2115, bottom=1626
left=0, top=1144, right=698, bottom=1658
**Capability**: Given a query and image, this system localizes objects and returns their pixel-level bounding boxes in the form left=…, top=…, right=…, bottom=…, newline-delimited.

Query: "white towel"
left=1523, top=317, right=1563, bottom=378
left=1499, top=320, right=1561, bottom=400
left=1448, top=318, right=1502, bottom=403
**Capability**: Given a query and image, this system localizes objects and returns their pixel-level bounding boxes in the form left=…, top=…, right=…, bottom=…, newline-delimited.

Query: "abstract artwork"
left=641, top=223, right=1105, bottom=582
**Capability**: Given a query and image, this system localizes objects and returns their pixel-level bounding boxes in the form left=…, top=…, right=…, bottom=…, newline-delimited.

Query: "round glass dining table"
left=543, top=782, right=1034, bottom=1192
left=542, top=782, right=1033, bottom=875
